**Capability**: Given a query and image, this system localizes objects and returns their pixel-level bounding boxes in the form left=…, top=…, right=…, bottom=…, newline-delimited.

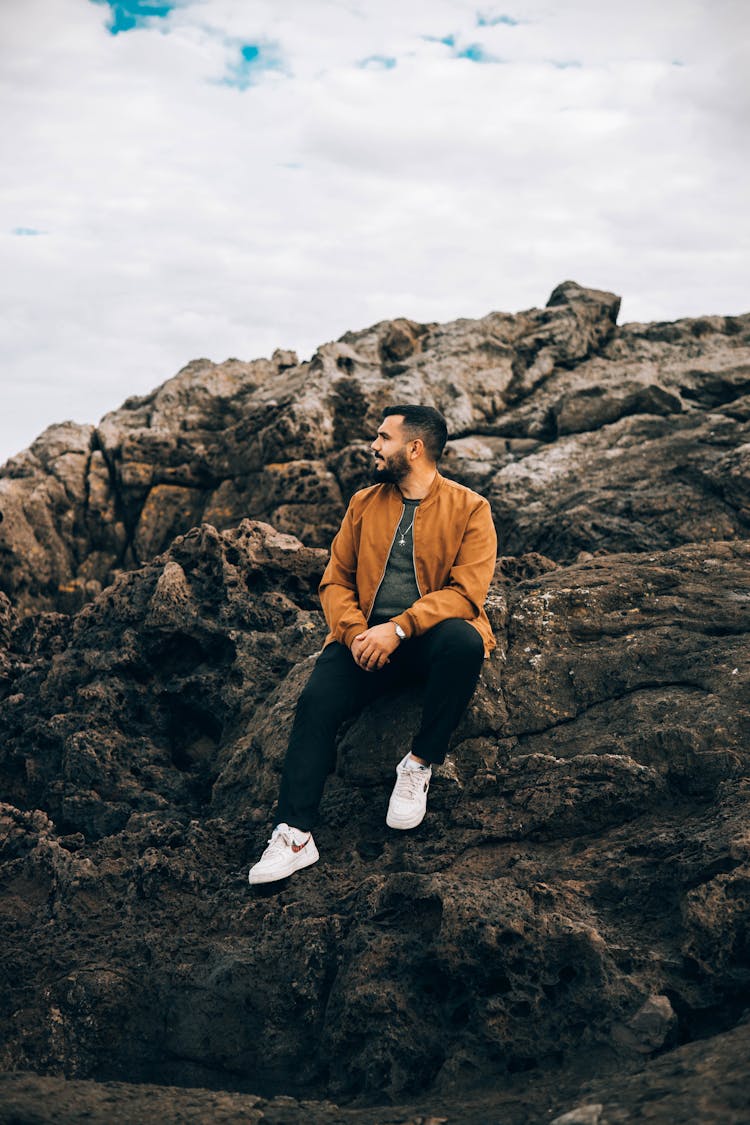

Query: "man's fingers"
left=353, top=634, right=392, bottom=670
left=356, top=647, right=387, bottom=671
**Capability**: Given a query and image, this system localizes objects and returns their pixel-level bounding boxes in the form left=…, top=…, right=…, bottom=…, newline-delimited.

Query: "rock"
left=552, top=380, right=682, bottom=436
left=441, top=434, right=515, bottom=491
left=0, top=423, right=96, bottom=610
left=132, top=484, right=205, bottom=562
left=8, top=283, right=747, bottom=613
left=1, top=284, right=750, bottom=1122
left=488, top=411, right=749, bottom=557
left=0, top=520, right=328, bottom=834
left=0, top=521, right=748, bottom=1112
left=378, top=317, right=429, bottom=366
left=3, top=1021, right=750, bottom=1121
left=272, top=347, right=299, bottom=369
left=611, top=994, right=677, bottom=1054
left=550, top=1105, right=605, bottom=1125
left=562, top=1019, right=750, bottom=1124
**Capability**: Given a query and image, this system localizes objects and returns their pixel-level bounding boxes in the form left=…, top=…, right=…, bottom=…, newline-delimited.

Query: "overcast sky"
left=1, top=0, right=748, bottom=466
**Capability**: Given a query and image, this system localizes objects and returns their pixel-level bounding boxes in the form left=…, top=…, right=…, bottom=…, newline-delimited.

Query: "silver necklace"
left=397, top=510, right=416, bottom=547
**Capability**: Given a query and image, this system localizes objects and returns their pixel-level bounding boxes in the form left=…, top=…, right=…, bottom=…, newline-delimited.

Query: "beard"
left=371, top=447, right=410, bottom=486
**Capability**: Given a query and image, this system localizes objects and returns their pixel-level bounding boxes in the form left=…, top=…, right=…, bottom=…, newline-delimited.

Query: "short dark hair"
left=381, top=404, right=448, bottom=462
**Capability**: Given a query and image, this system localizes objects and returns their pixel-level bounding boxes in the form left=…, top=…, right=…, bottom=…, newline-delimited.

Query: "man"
left=248, top=404, right=497, bottom=884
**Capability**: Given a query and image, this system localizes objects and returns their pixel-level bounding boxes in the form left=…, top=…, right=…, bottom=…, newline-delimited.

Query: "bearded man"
left=249, top=404, right=497, bottom=884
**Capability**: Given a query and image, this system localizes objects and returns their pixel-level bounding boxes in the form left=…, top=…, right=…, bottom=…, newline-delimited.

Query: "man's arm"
left=318, top=502, right=369, bottom=649
left=320, top=499, right=399, bottom=671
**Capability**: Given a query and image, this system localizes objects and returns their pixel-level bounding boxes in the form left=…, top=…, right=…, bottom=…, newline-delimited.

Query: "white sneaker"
left=386, top=753, right=432, bottom=830
left=248, top=823, right=319, bottom=885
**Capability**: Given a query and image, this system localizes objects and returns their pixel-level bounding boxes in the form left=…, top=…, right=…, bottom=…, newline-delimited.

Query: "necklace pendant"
left=398, top=537, right=406, bottom=546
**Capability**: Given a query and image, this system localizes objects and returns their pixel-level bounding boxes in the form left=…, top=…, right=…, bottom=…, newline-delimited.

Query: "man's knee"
left=429, top=618, right=485, bottom=663
left=297, top=643, right=360, bottom=716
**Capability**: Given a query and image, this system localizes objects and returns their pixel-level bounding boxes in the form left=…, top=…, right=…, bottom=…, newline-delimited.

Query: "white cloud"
left=0, top=0, right=748, bottom=464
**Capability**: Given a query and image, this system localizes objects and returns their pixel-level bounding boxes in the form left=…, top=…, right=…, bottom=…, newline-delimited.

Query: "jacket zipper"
left=411, top=508, right=424, bottom=597
left=365, top=504, right=404, bottom=619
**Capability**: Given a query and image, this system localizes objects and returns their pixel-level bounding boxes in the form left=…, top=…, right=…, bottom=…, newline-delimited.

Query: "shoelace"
left=393, top=767, right=428, bottom=800
left=265, top=827, right=294, bottom=852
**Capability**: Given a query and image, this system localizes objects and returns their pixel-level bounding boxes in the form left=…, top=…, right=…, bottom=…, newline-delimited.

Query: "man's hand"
left=351, top=623, right=401, bottom=671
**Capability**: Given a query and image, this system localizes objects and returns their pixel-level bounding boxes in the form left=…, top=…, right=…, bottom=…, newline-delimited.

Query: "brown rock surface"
left=1, top=1019, right=749, bottom=1122
left=3, top=282, right=748, bottom=613
left=0, top=283, right=749, bottom=1122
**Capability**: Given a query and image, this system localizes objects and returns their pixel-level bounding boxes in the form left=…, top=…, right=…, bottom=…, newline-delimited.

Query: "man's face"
left=370, top=415, right=410, bottom=485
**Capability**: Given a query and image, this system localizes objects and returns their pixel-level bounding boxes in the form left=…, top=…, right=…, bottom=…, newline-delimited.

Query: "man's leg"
left=250, top=642, right=383, bottom=883
left=386, top=619, right=485, bottom=830
left=410, top=618, right=485, bottom=764
left=275, top=641, right=381, bottom=831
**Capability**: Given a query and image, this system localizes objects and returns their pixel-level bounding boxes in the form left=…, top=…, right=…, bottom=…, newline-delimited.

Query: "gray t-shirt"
left=369, top=499, right=421, bottom=623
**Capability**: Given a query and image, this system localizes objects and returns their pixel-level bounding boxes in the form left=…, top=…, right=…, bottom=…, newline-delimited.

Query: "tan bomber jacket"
left=319, top=472, right=497, bottom=657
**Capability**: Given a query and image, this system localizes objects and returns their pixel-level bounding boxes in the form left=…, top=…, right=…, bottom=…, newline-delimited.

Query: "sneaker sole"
left=386, top=807, right=427, bottom=830
left=248, top=843, right=320, bottom=885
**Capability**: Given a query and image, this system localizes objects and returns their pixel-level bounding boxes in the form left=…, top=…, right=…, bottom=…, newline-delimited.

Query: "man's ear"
left=410, top=438, right=424, bottom=460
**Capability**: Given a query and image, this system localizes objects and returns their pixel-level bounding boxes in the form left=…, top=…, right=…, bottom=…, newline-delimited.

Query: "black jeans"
left=276, top=618, right=485, bottom=831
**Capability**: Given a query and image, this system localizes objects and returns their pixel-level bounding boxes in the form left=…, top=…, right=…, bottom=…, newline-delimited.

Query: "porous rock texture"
left=3, top=280, right=749, bottom=615
left=0, top=283, right=749, bottom=1124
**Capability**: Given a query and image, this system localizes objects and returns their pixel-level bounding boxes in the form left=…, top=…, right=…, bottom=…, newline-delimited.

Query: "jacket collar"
left=393, top=470, right=444, bottom=510
left=378, top=470, right=444, bottom=509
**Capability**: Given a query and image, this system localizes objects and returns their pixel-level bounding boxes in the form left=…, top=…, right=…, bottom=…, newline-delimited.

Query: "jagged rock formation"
left=1, top=284, right=749, bottom=1123
left=2, top=281, right=748, bottom=613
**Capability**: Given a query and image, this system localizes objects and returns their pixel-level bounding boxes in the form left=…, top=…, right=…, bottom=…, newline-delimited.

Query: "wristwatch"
left=394, top=623, right=406, bottom=641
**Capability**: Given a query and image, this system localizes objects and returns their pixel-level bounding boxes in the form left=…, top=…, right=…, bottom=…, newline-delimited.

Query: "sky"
left=1, top=0, right=748, bottom=466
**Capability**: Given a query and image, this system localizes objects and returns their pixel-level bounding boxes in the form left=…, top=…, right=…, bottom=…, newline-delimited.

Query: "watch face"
left=395, top=624, right=406, bottom=640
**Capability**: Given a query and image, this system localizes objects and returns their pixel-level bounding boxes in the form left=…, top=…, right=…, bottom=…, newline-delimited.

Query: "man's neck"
left=398, top=467, right=438, bottom=500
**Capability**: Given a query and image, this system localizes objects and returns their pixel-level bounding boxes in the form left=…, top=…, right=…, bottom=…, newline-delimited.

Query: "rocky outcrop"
left=3, top=282, right=748, bottom=613
left=2, top=1018, right=750, bottom=1122
left=1, top=283, right=749, bottom=1122
left=0, top=519, right=748, bottom=1119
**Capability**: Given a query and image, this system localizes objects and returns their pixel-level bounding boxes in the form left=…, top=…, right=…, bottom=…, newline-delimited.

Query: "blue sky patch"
left=219, top=42, right=284, bottom=90
left=549, top=60, right=582, bottom=69
left=456, top=43, right=500, bottom=63
left=358, top=55, right=397, bottom=70
left=90, top=0, right=176, bottom=35
left=12, top=227, right=45, bottom=236
left=424, top=34, right=500, bottom=63
left=476, top=13, right=519, bottom=27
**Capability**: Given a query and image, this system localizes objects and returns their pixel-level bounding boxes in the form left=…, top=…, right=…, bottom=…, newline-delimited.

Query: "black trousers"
left=276, top=618, right=485, bottom=831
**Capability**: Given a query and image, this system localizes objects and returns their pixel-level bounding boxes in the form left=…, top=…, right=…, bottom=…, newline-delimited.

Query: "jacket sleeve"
left=391, top=497, right=497, bottom=639
left=318, top=501, right=369, bottom=648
